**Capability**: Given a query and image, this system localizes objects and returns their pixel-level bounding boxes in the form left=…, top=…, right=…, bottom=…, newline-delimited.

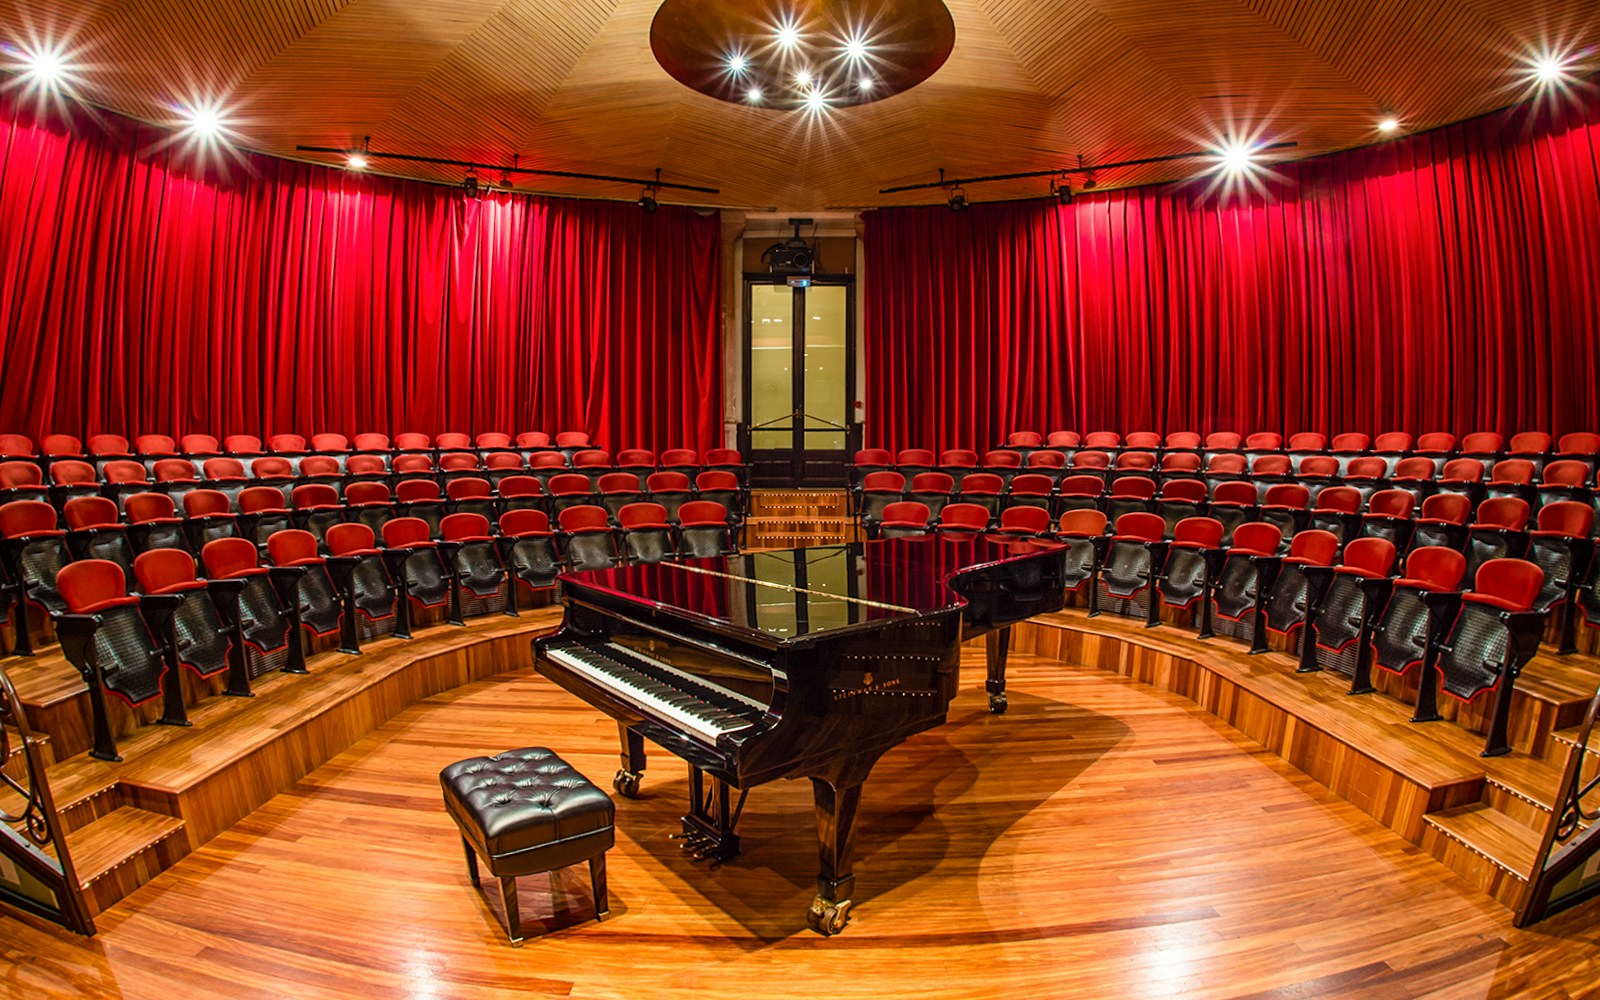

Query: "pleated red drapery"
left=863, top=97, right=1600, bottom=454
left=0, top=94, right=723, bottom=451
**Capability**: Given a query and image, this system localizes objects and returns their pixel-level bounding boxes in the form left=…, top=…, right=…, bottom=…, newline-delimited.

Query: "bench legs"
left=590, top=854, right=610, bottom=921
left=462, top=837, right=609, bottom=943
left=501, top=877, right=523, bottom=945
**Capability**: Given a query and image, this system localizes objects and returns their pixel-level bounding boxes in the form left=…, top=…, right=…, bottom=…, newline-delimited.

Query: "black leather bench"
left=440, top=747, right=614, bottom=943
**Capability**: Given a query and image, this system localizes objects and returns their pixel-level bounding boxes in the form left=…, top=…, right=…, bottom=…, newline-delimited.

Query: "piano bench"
left=439, top=747, right=615, bottom=944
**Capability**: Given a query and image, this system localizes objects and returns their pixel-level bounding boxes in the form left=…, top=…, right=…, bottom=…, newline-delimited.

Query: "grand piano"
left=533, top=535, right=1067, bottom=935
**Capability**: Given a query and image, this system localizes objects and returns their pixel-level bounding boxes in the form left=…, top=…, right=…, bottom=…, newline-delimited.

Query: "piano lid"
left=560, top=536, right=1063, bottom=644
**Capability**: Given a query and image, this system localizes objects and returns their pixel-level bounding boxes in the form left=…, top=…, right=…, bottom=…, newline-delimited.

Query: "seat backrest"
left=345, top=481, right=391, bottom=505
left=311, top=433, right=349, bottom=451
left=1391, top=457, right=1436, bottom=480
left=1212, top=481, right=1258, bottom=505
left=484, top=451, right=524, bottom=471
left=596, top=472, right=642, bottom=494
left=102, top=460, right=149, bottom=484
left=1160, top=479, right=1207, bottom=503
left=1252, top=455, right=1291, bottom=476
left=1541, top=460, right=1590, bottom=487
left=646, top=472, right=690, bottom=493
left=558, top=505, right=613, bottom=532
left=618, top=503, right=669, bottom=529
left=499, top=475, right=543, bottom=498
left=1007, top=431, right=1043, bottom=448
left=299, top=455, right=341, bottom=478
left=268, top=434, right=307, bottom=452
left=1288, top=432, right=1327, bottom=450
left=1460, top=432, right=1503, bottom=454
left=999, top=506, right=1051, bottom=534
left=292, top=483, right=341, bottom=508
left=1244, top=432, right=1283, bottom=449
left=239, top=486, right=288, bottom=513
left=1475, top=497, right=1530, bottom=530
left=180, top=433, right=221, bottom=454
left=1345, top=457, right=1388, bottom=479
left=1490, top=459, right=1536, bottom=484
left=476, top=433, right=513, bottom=449
left=1536, top=500, right=1594, bottom=538
left=1115, top=451, right=1156, bottom=470
left=1205, top=432, right=1242, bottom=449
left=1470, top=558, right=1543, bottom=610
left=617, top=449, right=655, bottom=468
left=910, top=472, right=955, bottom=493
left=1160, top=453, right=1202, bottom=473
left=446, top=477, right=492, bottom=500
left=267, top=529, right=320, bottom=565
left=1366, top=489, right=1415, bottom=519
left=1113, top=511, right=1165, bottom=541
left=958, top=473, right=1003, bottom=495
left=223, top=434, right=263, bottom=454
left=0, top=460, right=42, bottom=488
left=517, top=432, right=552, bottom=449
left=396, top=479, right=443, bottom=503
left=531, top=452, right=568, bottom=470
left=346, top=455, right=388, bottom=476
left=87, top=433, right=131, bottom=455
left=125, top=492, right=176, bottom=523
left=1419, top=492, right=1471, bottom=524
left=1288, top=529, right=1340, bottom=566
left=938, top=503, right=990, bottom=530
left=1124, top=432, right=1161, bottom=449
left=1026, top=450, right=1066, bottom=469
left=573, top=449, right=612, bottom=468
left=0, top=434, right=33, bottom=457
left=500, top=509, right=551, bottom=535
left=1173, top=516, right=1224, bottom=547
left=41, top=433, right=83, bottom=456
left=696, top=470, right=740, bottom=492
left=183, top=488, right=233, bottom=518
left=1084, top=431, right=1120, bottom=448
left=1058, top=475, right=1104, bottom=497
left=393, top=454, right=434, bottom=474
left=202, top=457, right=245, bottom=479
left=1231, top=522, right=1283, bottom=556
left=50, top=460, right=96, bottom=485
left=1331, top=432, right=1370, bottom=451
left=439, top=452, right=480, bottom=471
left=1373, top=432, right=1412, bottom=452
left=1110, top=476, right=1156, bottom=499
left=880, top=501, right=931, bottom=526
left=862, top=471, right=905, bottom=492
left=706, top=449, right=743, bottom=466
left=1263, top=484, right=1310, bottom=508
left=0, top=499, right=57, bottom=537
left=64, top=496, right=119, bottom=529
left=134, top=547, right=199, bottom=592
left=1206, top=454, right=1247, bottom=474
left=441, top=512, right=492, bottom=540
left=58, top=559, right=129, bottom=612
left=1314, top=486, right=1362, bottom=514
left=202, top=536, right=259, bottom=578
left=1070, top=450, right=1110, bottom=470
left=1046, top=431, right=1081, bottom=448
left=1441, top=458, right=1484, bottom=482
left=982, top=450, right=1022, bottom=468
left=1558, top=432, right=1600, bottom=456
left=1509, top=432, right=1551, bottom=454
left=1415, top=432, right=1455, bottom=453
left=1165, top=431, right=1202, bottom=449
left=555, top=431, right=591, bottom=448
left=1009, top=474, right=1054, bottom=495
left=327, top=522, right=377, bottom=554
left=251, top=457, right=293, bottom=479
left=1299, top=456, right=1340, bottom=477
left=1404, top=546, right=1467, bottom=590
left=1058, top=508, right=1107, bottom=536
left=353, top=432, right=391, bottom=450
left=1342, top=537, right=1397, bottom=576
left=938, top=449, right=978, bottom=467
left=394, top=432, right=432, bottom=450
left=897, top=448, right=935, bottom=466
left=382, top=517, right=433, bottom=546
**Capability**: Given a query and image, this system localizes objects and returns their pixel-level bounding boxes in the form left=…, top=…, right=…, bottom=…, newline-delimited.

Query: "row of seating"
left=0, top=430, right=729, bottom=460
left=40, top=497, right=742, bottom=763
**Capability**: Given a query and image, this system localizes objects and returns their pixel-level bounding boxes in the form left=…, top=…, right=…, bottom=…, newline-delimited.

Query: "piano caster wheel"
left=988, top=693, right=1008, bottom=715
left=613, top=770, right=642, bottom=798
left=807, top=896, right=852, bottom=936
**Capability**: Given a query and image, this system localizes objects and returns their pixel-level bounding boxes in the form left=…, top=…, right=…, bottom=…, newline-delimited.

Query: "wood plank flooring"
left=4, top=647, right=1599, bottom=999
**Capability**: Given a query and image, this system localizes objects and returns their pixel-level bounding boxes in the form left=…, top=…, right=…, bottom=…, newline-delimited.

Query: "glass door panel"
left=749, top=284, right=795, bottom=452
left=803, top=285, right=849, bottom=452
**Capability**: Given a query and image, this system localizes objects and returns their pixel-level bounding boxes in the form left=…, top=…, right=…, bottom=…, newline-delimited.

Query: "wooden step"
left=64, top=805, right=186, bottom=916
left=1421, top=804, right=1540, bottom=908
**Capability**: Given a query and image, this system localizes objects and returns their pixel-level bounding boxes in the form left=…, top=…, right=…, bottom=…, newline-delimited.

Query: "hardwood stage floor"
left=5, top=648, right=1599, bottom=1000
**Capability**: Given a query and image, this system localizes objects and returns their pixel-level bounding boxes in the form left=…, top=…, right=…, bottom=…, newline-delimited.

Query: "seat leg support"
left=589, top=853, right=610, bottom=920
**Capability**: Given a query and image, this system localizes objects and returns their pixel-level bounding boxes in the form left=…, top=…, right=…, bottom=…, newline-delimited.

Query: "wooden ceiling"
left=2, top=1, right=1595, bottom=209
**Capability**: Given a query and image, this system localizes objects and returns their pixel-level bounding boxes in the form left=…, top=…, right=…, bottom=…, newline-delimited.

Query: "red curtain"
left=0, top=95, right=723, bottom=451
left=864, top=97, right=1600, bottom=454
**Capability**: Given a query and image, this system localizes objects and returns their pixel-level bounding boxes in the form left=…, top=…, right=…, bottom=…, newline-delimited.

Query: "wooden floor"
left=6, top=645, right=1599, bottom=999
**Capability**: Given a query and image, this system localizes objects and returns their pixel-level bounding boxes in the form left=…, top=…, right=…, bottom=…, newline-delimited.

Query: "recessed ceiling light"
left=22, top=46, right=66, bottom=88
left=746, top=86, right=764, bottom=103
left=347, top=154, right=368, bottom=170
left=1216, top=139, right=1257, bottom=174
left=180, top=102, right=228, bottom=141
left=844, top=34, right=870, bottom=60
left=794, top=68, right=812, bottom=88
left=858, top=77, right=874, bottom=92
left=727, top=53, right=748, bottom=74
left=1377, top=117, right=1399, bottom=132
left=775, top=20, right=801, bottom=49
left=1533, top=53, right=1569, bottom=85
left=805, top=89, right=828, bottom=112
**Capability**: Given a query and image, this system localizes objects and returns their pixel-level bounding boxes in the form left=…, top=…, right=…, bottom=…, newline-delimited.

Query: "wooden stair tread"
left=1424, top=804, right=1541, bottom=879
left=1516, top=653, right=1600, bottom=705
left=3, top=650, right=92, bottom=710
left=1551, top=725, right=1600, bottom=755
left=1480, top=754, right=1567, bottom=811
left=65, top=805, right=185, bottom=888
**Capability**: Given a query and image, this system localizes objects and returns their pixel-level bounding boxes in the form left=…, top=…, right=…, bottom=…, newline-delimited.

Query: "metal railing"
left=1517, top=683, right=1600, bottom=926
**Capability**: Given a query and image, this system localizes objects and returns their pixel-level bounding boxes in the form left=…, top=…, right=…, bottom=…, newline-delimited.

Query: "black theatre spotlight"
left=462, top=168, right=480, bottom=199
left=948, top=186, right=969, bottom=212
left=638, top=190, right=659, bottom=213
left=1053, top=176, right=1073, bottom=205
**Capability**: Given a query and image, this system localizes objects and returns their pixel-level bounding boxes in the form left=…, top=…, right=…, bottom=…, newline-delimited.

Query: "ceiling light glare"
left=746, top=86, right=764, bottom=104
left=1377, top=117, right=1399, bottom=132
left=180, top=101, right=228, bottom=142
left=804, top=88, right=828, bottom=112
left=347, top=154, right=368, bottom=169
left=1533, top=53, right=1569, bottom=85
left=21, top=45, right=67, bottom=88
left=858, top=77, right=874, bottom=92
left=727, top=52, right=748, bottom=74
left=844, top=34, right=869, bottom=61
left=1216, top=139, right=1257, bottom=175
left=775, top=19, right=801, bottom=49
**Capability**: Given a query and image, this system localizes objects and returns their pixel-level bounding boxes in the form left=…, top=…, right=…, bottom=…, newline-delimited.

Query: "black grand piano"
left=533, top=535, right=1067, bottom=935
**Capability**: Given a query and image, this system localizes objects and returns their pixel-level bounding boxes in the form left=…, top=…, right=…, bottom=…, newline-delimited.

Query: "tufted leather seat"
left=440, top=747, right=613, bottom=943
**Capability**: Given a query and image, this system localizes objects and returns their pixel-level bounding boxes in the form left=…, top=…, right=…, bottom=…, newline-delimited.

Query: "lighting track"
left=294, top=145, right=720, bottom=194
left=879, top=142, right=1300, bottom=194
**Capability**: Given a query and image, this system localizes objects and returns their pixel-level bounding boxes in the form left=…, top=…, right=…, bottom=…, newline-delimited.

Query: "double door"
left=743, top=277, right=855, bottom=486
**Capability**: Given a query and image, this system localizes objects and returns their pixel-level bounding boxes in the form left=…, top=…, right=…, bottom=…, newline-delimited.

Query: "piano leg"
left=615, top=723, right=645, bottom=798
left=984, top=627, right=1011, bottom=714
left=808, top=777, right=863, bottom=936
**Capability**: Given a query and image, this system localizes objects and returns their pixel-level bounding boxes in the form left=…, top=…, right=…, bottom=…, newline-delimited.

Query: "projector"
left=763, top=218, right=816, bottom=274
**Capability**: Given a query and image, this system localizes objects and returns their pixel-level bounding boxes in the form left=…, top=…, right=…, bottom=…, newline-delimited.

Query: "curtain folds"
left=0, top=95, right=723, bottom=450
left=863, top=98, right=1600, bottom=454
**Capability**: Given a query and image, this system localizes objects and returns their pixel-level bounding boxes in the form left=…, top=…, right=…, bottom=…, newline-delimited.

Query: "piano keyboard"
left=542, top=639, right=764, bottom=747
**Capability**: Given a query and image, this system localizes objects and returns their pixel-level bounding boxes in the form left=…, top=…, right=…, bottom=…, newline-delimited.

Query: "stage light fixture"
left=1533, top=53, right=1570, bottom=86
left=639, top=168, right=662, bottom=212
left=1216, top=140, right=1257, bottom=174
left=462, top=168, right=479, bottom=198
left=1052, top=176, right=1073, bottom=205
left=178, top=101, right=229, bottom=144
left=347, top=154, right=368, bottom=169
left=20, top=45, right=67, bottom=89
left=948, top=187, right=968, bottom=212
left=1377, top=117, right=1400, bottom=133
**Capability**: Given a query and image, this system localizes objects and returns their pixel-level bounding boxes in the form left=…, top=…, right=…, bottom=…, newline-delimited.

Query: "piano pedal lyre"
left=673, top=766, right=745, bottom=863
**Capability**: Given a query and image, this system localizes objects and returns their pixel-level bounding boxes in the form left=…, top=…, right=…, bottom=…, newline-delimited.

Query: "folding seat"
left=1296, top=455, right=1342, bottom=501
left=617, top=502, right=676, bottom=565
left=133, top=548, right=237, bottom=715
left=0, top=434, right=35, bottom=460
left=1508, top=432, right=1552, bottom=469
left=1371, top=432, right=1414, bottom=473
left=343, top=454, right=391, bottom=487
left=394, top=432, right=433, bottom=454
left=395, top=478, right=447, bottom=535
left=498, top=509, right=562, bottom=594
left=1369, top=545, right=1468, bottom=700
left=1242, top=431, right=1283, bottom=456
left=311, top=433, right=350, bottom=454
left=1104, top=476, right=1156, bottom=524
left=558, top=505, right=623, bottom=570
left=981, top=449, right=1023, bottom=486
left=1203, top=431, right=1243, bottom=460
left=1285, top=432, right=1328, bottom=471
left=938, top=449, right=979, bottom=489
left=1536, top=460, right=1592, bottom=513
left=52, top=559, right=173, bottom=759
left=1415, top=558, right=1546, bottom=756
left=1157, top=452, right=1203, bottom=485
left=124, top=492, right=192, bottom=554
left=439, top=451, right=482, bottom=483
left=267, top=434, right=307, bottom=456
left=1046, top=431, right=1081, bottom=450
left=659, top=448, right=700, bottom=481
left=905, top=472, right=955, bottom=521
left=496, top=475, right=546, bottom=519
left=996, top=506, right=1052, bottom=537
left=1261, top=529, right=1341, bottom=651
left=295, top=455, right=344, bottom=493
left=616, top=450, right=656, bottom=480
left=1005, top=473, right=1055, bottom=515
left=180, top=433, right=222, bottom=457
left=954, top=472, right=1004, bottom=519
left=1331, top=433, right=1372, bottom=474
left=438, top=513, right=513, bottom=622
left=1486, top=459, right=1538, bottom=508
left=1114, top=451, right=1157, bottom=476
left=529, top=451, right=571, bottom=489
left=1388, top=457, right=1438, bottom=505
left=572, top=449, right=615, bottom=486
left=352, top=432, right=391, bottom=454
left=343, top=481, right=396, bottom=534
left=556, top=431, right=591, bottom=452
left=264, top=530, right=345, bottom=646
left=1006, top=431, right=1043, bottom=450
left=1056, top=509, right=1109, bottom=606
left=1165, top=431, right=1202, bottom=455
left=703, top=448, right=747, bottom=486
left=645, top=472, right=693, bottom=523
left=1055, top=475, right=1104, bottom=516
left=200, top=536, right=306, bottom=680
left=1155, top=516, right=1225, bottom=629
left=446, top=477, right=498, bottom=524
left=1407, top=492, right=1473, bottom=554
left=1434, top=458, right=1486, bottom=507
left=1258, top=484, right=1311, bottom=548
left=695, top=470, right=745, bottom=521
left=1250, top=455, right=1293, bottom=500
left=0, top=460, right=47, bottom=506
left=1526, top=502, right=1594, bottom=654
left=1207, top=522, right=1284, bottom=646
left=1359, top=489, right=1416, bottom=549
left=236, top=486, right=294, bottom=549
left=858, top=471, right=907, bottom=532
left=249, top=457, right=295, bottom=500
left=1299, top=537, right=1399, bottom=680
left=200, top=457, right=250, bottom=504
left=1342, top=457, right=1389, bottom=502
left=41, top=434, right=84, bottom=458
left=87, top=434, right=133, bottom=464
left=1463, top=497, right=1531, bottom=579
left=182, top=489, right=239, bottom=549
left=1207, top=481, right=1260, bottom=544
left=381, top=516, right=452, bottom=616
left=1084, top=432, right=1121, bottom=451
left=1067, top=449, right=1111, bottom=487
left=1025, top=449, right=1066, bottom=482
left=49, top=459, right=100, bottom=508
left=935, top=502, right=992, bottom=535
left=516, top=431, right=553, bottom=451
left=483, top=451, right=527, bottom=489
left=435, top=432, right=472, bottom=452
left=223, top=434, right=264, bottom=457
left=597, top=472, right=648, bottom=521
left=1554, top=432, right=1600, bottom=472
left=392, top=453, right=437, bottom=484
left=153, top=457, right=205, bottom=506
left=1155, top=479, right=1207, bottom=535
left=1096, top=512, right=1169, bottom=626
left=0, top=500, right=73, bottom=654
left=1201, top=453, right=1248, bottom=496
left=290, top=483, right=346, bottom=543
left=63, top=497, right=134, bottom=572
left=1415, top=433, right=1457, bottom=457
left=1307, top=486, right=1364, bottom=547
left=325, top=523, right=403, bottom=645
left=474, top=432, right=512, bottom=453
